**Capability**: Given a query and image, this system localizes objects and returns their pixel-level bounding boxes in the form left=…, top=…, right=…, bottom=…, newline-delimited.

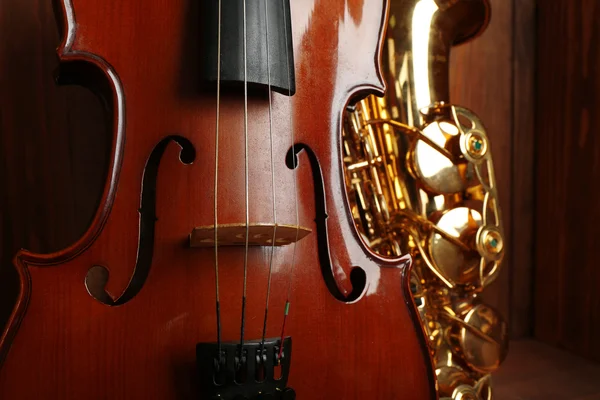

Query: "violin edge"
left=402, top=254, right=439, bottom=400
left=330, top=1, right=438, bottom=396
left=14, top=0, right=126, bottom=267
left=0, top=2, right=439, bottom=398
left=319, top=0, right=437, bottom=395
left=332, top=0, right=428, bottom=269
left=0, top=0, right=126, bottom=366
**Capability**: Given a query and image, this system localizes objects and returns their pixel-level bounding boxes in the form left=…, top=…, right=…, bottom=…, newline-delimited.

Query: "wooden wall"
left=450, top=0, right=535, bottom=339
left=0, top=0, right=534, bottom=342
left=452, top=0, right=600, bottom=364
left=534, top=0, right=600, bottom=362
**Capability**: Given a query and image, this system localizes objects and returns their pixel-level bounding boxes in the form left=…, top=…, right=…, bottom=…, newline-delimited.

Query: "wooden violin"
left=0, top=0, right=435, bottom=398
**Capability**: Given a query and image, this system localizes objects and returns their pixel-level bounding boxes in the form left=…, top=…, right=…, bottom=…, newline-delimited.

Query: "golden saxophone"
left=343, top=0, right=508, bottom=398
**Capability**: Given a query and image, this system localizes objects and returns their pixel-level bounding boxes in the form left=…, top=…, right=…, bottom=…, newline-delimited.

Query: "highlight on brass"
left=342, top=0, right=508, bottom=398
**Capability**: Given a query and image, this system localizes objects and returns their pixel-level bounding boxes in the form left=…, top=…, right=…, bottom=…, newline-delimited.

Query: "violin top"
left=0, top=1, right=436, bottom=399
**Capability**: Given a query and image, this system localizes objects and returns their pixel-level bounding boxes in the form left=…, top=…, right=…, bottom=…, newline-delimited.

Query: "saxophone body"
left=343, top=1, right=508, bottom=398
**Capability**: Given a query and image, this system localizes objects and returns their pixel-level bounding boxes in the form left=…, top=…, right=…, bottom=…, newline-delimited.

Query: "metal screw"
left=467, top=134, right=486, bottom=158
left=483, top=230, right=503, bottom=255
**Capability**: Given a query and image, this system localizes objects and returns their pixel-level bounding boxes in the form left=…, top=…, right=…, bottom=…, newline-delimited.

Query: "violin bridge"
left=189, top=223, right=311, bottom=247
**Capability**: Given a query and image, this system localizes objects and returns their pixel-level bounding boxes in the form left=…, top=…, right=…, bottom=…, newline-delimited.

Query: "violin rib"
left=0, top=0, right=436, bottom=399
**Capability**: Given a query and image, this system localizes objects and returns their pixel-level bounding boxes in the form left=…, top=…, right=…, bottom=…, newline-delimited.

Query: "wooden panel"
left=534, top=0, right=600, bottom=361
left=0, top=0, right=108, bottom=327
left=450, top=0, right=514, bottom=328
left=510, top=0, right=536, bottom=339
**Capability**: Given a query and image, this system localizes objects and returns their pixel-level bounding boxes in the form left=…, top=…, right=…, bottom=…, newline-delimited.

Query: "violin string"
left=214, top=0, right=223, bottom=364
left=239, top=0, right=249, bottom=365
left=279, top=0, right=299, bottom=361
left=260, top=0, right=277, bottom=358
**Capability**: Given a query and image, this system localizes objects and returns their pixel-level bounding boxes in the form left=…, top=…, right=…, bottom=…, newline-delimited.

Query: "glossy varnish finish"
left=0, top=0, right=435, bottom=398
left=0, top=0, right=108, bottom=331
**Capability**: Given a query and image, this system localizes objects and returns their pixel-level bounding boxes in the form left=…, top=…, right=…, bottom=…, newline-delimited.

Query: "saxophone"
left=343, top=1, right=508, bottom=398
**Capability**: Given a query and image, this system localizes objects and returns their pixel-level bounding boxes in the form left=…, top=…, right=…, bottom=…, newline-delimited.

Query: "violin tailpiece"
left=196, top=337, right=294, bottom=400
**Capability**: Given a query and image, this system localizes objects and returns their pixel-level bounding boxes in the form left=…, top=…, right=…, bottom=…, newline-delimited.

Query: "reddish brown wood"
left=447, top=0, right=537, bottom=342
left=0, top=0, right=436, bottom=398
left=509, top=0, right=536, bottom=340
left=450, top=0, right=513, bottom=329
left=0, top=0, right=108, bottom=332
left=534, top=0, right=600, bottom=362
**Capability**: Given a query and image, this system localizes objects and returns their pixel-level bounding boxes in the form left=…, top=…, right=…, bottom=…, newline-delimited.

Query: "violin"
left=0, top=0, right=435, bottom=398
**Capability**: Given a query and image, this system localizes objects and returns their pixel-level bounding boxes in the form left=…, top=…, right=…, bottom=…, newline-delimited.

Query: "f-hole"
left=286, top=144, right=366, bottom=302
left=85, top=135, right=196, bottom=306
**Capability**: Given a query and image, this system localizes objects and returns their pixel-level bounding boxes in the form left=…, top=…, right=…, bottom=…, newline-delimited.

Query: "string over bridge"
left=190, top=223, right=311, bottom=247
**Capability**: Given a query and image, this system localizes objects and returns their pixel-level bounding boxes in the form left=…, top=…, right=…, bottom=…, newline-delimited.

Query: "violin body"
left=0, top=0, right=435, bottom=399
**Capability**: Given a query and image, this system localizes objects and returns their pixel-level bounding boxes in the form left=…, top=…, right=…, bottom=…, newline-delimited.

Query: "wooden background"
left=534, top=0, right=600, bottom=363
left=450, top=0, right=535, bottom=341
left=1, top=0, right=596, bottom=369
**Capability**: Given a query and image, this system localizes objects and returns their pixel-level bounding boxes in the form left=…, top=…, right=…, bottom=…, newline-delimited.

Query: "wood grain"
left=534, top=0, right=600, bottom=362
left=0, top=0, right=108, bottom=328
left=0, top=0, right=544, bottom=397
left=510, top=0, right=536, bottom=339
left=449, top=0, right=514, bottom=329
left=0, top=0, right=436, bottom=398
